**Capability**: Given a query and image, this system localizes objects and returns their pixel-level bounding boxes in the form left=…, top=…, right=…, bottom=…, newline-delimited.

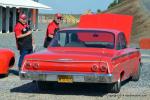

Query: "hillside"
left=104, top=0, right=150, bottom=43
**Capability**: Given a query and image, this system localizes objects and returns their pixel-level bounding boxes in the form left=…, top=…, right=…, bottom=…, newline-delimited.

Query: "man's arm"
left=48, top=34, right=54, bottom=38
left=16, top=31, right=32, bottom=39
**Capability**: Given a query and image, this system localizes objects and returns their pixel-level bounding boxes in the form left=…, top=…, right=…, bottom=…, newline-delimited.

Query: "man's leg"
left=18, top=49, right=33, bottom=70
left=18, top=49, right=28, bottom=71
left=29, top=49, right=33, bottom=54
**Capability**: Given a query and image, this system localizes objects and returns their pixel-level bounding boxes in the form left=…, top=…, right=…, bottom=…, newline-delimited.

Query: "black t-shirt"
left=15, top=21, right=33, bottom=50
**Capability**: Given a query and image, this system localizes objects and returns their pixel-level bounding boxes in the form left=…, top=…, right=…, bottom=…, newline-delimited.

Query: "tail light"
left=24, top=62, right=39, bottom=69
left=91, top=64, right=99, bottom=72
left=99, top=62, right=108, bottom=72
left=32, top=63, right=39, bottom=69
left=24, top=62, right=31, bottom=69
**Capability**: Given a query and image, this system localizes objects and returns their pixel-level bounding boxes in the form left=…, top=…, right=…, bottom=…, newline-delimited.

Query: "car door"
left=116, top=32, right=131, bottom=80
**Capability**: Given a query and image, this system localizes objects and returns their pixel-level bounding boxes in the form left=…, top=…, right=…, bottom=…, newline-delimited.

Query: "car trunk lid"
left=23, top=48, right=115, bottom=73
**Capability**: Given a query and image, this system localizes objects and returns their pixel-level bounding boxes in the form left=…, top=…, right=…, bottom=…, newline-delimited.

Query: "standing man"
left=14, top=13, right=34, bottom=70
left=43, top=13, right=63, bottom=48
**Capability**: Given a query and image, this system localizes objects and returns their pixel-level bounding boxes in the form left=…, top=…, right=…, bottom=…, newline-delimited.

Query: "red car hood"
left=79, top=14, right=133, bottom=45
left=25, top=47, right=116, bottom=61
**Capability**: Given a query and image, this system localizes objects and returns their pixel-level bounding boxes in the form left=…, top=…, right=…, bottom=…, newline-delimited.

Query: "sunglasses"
left=57, top=17, right=63, bottom=20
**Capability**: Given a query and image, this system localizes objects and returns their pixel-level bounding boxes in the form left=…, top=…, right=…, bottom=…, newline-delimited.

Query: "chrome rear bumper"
left=20, top=71, right=114, bottom=83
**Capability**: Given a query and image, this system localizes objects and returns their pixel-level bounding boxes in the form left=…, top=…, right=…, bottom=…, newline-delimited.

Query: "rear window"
left=50, top=30, right=115, bottom=49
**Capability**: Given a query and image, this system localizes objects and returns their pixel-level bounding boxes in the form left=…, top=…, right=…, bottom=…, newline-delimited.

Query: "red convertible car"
left=0, top=49, right=15, bottom=77
left=20, top=14, right=141, bottom=93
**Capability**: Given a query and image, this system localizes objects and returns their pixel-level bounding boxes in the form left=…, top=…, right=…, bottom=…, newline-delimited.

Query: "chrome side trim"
left=112, top=51, right=139, bottom=61
left=27, top=59, right=102, bottom=63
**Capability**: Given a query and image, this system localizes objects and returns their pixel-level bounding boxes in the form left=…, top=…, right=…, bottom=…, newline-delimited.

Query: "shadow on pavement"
left=9, top=69, right=19, bottom=76
left=10, top=79, right=130, bottom=96
left=0, top=69, right=19, bottom=79
left=0, top=74, right=8, bottom=79
left=11, top=82, right=110, bottom=96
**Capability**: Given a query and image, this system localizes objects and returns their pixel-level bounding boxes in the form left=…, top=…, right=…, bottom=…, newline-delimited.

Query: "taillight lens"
left=99, top=62, right=108, bottom=72
left=32, top=63, right=39, bottom=69
left=24, top=62, right=39, bottom=69
left=25, top=62, right=31, bottom=69
left=91, top=64, right=99, bottom=72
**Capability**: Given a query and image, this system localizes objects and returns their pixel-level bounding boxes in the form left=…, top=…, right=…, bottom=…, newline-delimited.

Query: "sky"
left=39, top=0, right=114, bottom=14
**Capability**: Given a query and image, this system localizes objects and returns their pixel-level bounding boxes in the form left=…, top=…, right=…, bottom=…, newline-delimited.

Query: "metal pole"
left=12, top=7, right=16, bottom=32
left=36, top=9, right=38, bottom=30
left=6, top=7, right=10, bottom=33
left=0, top=6, right=2, bottom=33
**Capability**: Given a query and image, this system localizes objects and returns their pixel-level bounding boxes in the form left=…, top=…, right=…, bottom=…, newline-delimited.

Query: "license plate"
left=58, top=75, right=73, bottom=83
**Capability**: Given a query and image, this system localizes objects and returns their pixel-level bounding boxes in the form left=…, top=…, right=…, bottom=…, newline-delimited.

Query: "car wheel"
left=132, top=63, right=141, bottom=81
left=111, top=78, right=121, bottom=93
left=35, top=81, right=54, bottom=91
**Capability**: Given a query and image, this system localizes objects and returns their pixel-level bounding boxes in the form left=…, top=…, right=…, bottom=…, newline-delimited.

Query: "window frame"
left=116, top=32, right=127, bottom=50
left=51, top=30, right=115, bottom=49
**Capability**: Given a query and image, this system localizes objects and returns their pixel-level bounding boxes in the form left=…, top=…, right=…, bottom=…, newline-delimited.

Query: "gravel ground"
left=0, top=24, right=150, bottom=100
